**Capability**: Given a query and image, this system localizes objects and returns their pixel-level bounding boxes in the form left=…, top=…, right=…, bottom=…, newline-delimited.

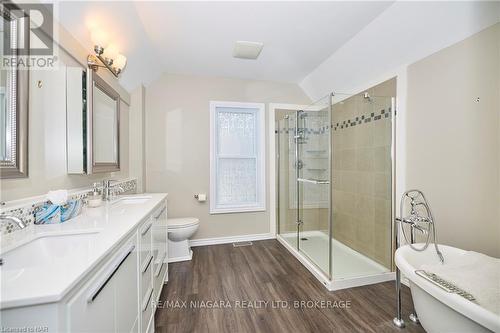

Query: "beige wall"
left=145, top=73, right=310, bottom=239
left=0, top=47, right=130, bottom=202
left=129, top=85, right=146, bottom=192
left=332, top=78, right=395, bottom=268
left=406, top=23, right=500, bottom=257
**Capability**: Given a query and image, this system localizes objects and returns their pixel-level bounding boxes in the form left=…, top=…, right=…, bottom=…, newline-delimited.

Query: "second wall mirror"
left=88, top=71, right=120, bottom=173
left=66, top=68, right=120, bottom=174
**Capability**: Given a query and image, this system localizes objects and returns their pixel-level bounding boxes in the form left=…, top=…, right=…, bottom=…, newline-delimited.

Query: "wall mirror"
left=66, top=67, right=86, bottom=174
left=66, top=69, right=120, bottom=174
left=88, top=70, right=120, bottom=173
left=0, top=8, right=29, bottom=178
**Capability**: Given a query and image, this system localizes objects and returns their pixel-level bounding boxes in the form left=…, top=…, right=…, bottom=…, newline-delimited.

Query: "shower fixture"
left=363, top=92, right=372, bottom=101
left=294, top=129, right=307, bottom=144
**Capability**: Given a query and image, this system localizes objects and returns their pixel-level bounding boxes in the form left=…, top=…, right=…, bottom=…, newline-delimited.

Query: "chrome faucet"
left=0, top=215, right=27, bottom=266
left=0, top=214, right=27, bottom=230
left=102, top=180, right=124, bottom=201
left=394, top=189, right=444, bottom=329
left=396, top=197, right=433, bottom=236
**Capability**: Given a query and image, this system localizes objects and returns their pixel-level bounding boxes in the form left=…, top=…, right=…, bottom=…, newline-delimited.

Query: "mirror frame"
left=87, top=70, right=120, bottom=174
left=0, top=5, right=29, bottom=179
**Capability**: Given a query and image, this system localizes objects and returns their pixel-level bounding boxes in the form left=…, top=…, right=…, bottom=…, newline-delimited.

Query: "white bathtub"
left=395, top=244, right=500, bottom=333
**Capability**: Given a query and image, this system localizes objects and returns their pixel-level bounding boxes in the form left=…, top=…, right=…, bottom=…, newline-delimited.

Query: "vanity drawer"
left=153, top=252, right=168, bottom=304
left=141, top=285, right=154, bottom=333
left=140, top=252, right=153, bottom=299
left=152, top=225, right=167, bottom=270
left=67, top=237, right=138, bottom=333
left=139, top=218, right=153, bottom=264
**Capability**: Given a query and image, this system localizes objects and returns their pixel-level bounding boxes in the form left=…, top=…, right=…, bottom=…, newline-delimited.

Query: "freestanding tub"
left=395, top=244, right=500, bottom=333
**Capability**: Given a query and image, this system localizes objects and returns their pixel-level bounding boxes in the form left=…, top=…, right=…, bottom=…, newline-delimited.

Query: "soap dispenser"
left=87, top=182, right=103, bottom=208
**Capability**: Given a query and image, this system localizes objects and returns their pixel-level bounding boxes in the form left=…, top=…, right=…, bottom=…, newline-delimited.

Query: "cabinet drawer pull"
left=87, top=244, right=135, bottom=303
left=142, top=255, right=153, bottom=273
left=154, top=252, right=167, bottom=277
left=142, top=287, right=154, bottom=312
left=154, top=262, right=165, bottom=278
left=141, top=222, right=152, bottom=236
left=154, top=207, right=166, bottom=220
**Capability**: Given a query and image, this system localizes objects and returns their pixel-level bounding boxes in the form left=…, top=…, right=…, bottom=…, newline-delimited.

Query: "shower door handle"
left=297, top=178, right=330, bottom=185
left=296, top=219, right=303, bottom=225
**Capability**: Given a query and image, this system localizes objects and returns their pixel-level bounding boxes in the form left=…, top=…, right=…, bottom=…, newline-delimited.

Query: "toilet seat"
left=167, top=217, right=199, bottom=229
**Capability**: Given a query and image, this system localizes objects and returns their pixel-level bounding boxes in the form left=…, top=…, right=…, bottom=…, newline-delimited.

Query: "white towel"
left=46, top=190, right=68, bottom=205
left=422, top=251, right=500, bottom=316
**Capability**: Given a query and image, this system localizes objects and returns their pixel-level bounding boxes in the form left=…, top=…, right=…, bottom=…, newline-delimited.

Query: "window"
left=210, top=101, right=266, bottom=214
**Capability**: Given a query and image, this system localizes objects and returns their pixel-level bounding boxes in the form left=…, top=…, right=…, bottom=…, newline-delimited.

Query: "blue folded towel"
left=61, top=199, right=83, bottom=222
left=35, top=199, right=83, bottom=225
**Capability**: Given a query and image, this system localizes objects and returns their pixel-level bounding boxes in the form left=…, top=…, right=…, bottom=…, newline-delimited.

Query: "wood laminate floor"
left=155, top=240, right=425, bottom=333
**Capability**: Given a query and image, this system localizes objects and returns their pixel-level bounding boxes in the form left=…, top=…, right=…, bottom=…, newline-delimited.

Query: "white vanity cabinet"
left=139, top=216, right=154, bottom=333
left=66, top=204, right=168, bottom=333
left=67, top=236, right=138, bottom=332
left=0, top=196, right=169, bottom=333
left=152, top=204, right=168, bottom=305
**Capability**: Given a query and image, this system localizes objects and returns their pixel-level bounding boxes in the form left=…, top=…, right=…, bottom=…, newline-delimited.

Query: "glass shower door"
left=297, top=96, right=332, bottom=278
left=276, top=114, right=299, bottom=249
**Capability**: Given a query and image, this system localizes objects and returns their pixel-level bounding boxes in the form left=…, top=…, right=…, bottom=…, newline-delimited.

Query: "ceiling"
left=58, top=1, right=394, bottom=91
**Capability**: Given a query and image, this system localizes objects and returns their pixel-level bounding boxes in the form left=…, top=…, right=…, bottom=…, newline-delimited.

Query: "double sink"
left=0, top=196, right=152, bottom=272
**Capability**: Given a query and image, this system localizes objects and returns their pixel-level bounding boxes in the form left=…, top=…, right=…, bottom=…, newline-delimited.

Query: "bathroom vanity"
left=0, top=194, right=168, bottom=333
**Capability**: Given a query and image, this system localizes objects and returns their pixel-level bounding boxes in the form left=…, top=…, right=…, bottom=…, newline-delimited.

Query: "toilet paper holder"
left=194, top=194, right=207, bottom=202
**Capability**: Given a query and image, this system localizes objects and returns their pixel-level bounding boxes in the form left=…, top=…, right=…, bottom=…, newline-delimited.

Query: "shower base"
left=278, top=231, right=395, bottom=291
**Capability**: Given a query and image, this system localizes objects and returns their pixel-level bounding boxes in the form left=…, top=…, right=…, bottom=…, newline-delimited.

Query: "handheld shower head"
left=398, top=190, right=444, bottom=263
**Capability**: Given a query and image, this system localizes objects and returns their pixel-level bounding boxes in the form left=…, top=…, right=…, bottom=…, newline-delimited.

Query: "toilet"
left=167, top=217, right=199, bottom=262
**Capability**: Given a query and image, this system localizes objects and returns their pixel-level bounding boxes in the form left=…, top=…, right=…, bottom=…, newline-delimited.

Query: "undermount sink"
left=0, top=232, right=99, bottom=271
left=112, top=196, right=152, bottom=205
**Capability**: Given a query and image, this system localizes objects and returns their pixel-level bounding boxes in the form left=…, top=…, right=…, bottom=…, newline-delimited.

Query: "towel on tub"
left=421, top=251, right=500, bottom=316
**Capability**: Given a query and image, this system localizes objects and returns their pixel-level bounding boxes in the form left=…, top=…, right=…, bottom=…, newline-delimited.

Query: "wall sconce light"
left=87, top=27, right=127, bottom=77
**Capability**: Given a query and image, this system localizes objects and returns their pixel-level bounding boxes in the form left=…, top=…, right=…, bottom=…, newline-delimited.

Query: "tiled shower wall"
left=332, top=78, right=395, bottom=268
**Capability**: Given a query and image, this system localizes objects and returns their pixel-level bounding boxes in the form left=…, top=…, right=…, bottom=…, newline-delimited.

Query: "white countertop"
left=0, top=193, right=168, bottom=310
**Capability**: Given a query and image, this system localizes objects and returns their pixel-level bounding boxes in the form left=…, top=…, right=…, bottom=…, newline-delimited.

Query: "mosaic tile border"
left=275, top=108, right=392, bottom=134
left=0, top=179, right=137, bottom=236
left=276, top=127, right=329, bottom=135
left=333, top=107, right=392, bottom=131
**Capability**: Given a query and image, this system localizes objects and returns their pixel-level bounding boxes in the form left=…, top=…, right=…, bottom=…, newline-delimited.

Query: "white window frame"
left=210, top=101, right=266, bottom=214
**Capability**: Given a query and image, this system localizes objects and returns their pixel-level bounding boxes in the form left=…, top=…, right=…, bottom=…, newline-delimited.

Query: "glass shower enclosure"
left=276, top=87, right=396, bottom=290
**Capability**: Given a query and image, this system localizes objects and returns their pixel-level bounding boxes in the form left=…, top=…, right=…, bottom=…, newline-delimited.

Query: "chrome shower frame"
left=274, top=92, right=397, bottom=291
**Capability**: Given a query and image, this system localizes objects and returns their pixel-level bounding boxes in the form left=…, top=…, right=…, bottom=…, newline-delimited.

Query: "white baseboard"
left=168, top=250, right=193, bottom=263
left=189, top=233, right=275, bottom=247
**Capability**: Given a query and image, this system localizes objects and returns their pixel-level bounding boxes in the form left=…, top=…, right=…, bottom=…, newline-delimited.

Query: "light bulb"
left=90, top=28, right=108, bottom=49
left=113, top=54, right=127, bottom=71
left=103, top=44, right=119, bottom=64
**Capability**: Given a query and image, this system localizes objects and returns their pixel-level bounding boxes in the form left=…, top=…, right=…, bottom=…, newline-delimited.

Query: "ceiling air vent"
left=233, top=41, right=263, bottom=60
